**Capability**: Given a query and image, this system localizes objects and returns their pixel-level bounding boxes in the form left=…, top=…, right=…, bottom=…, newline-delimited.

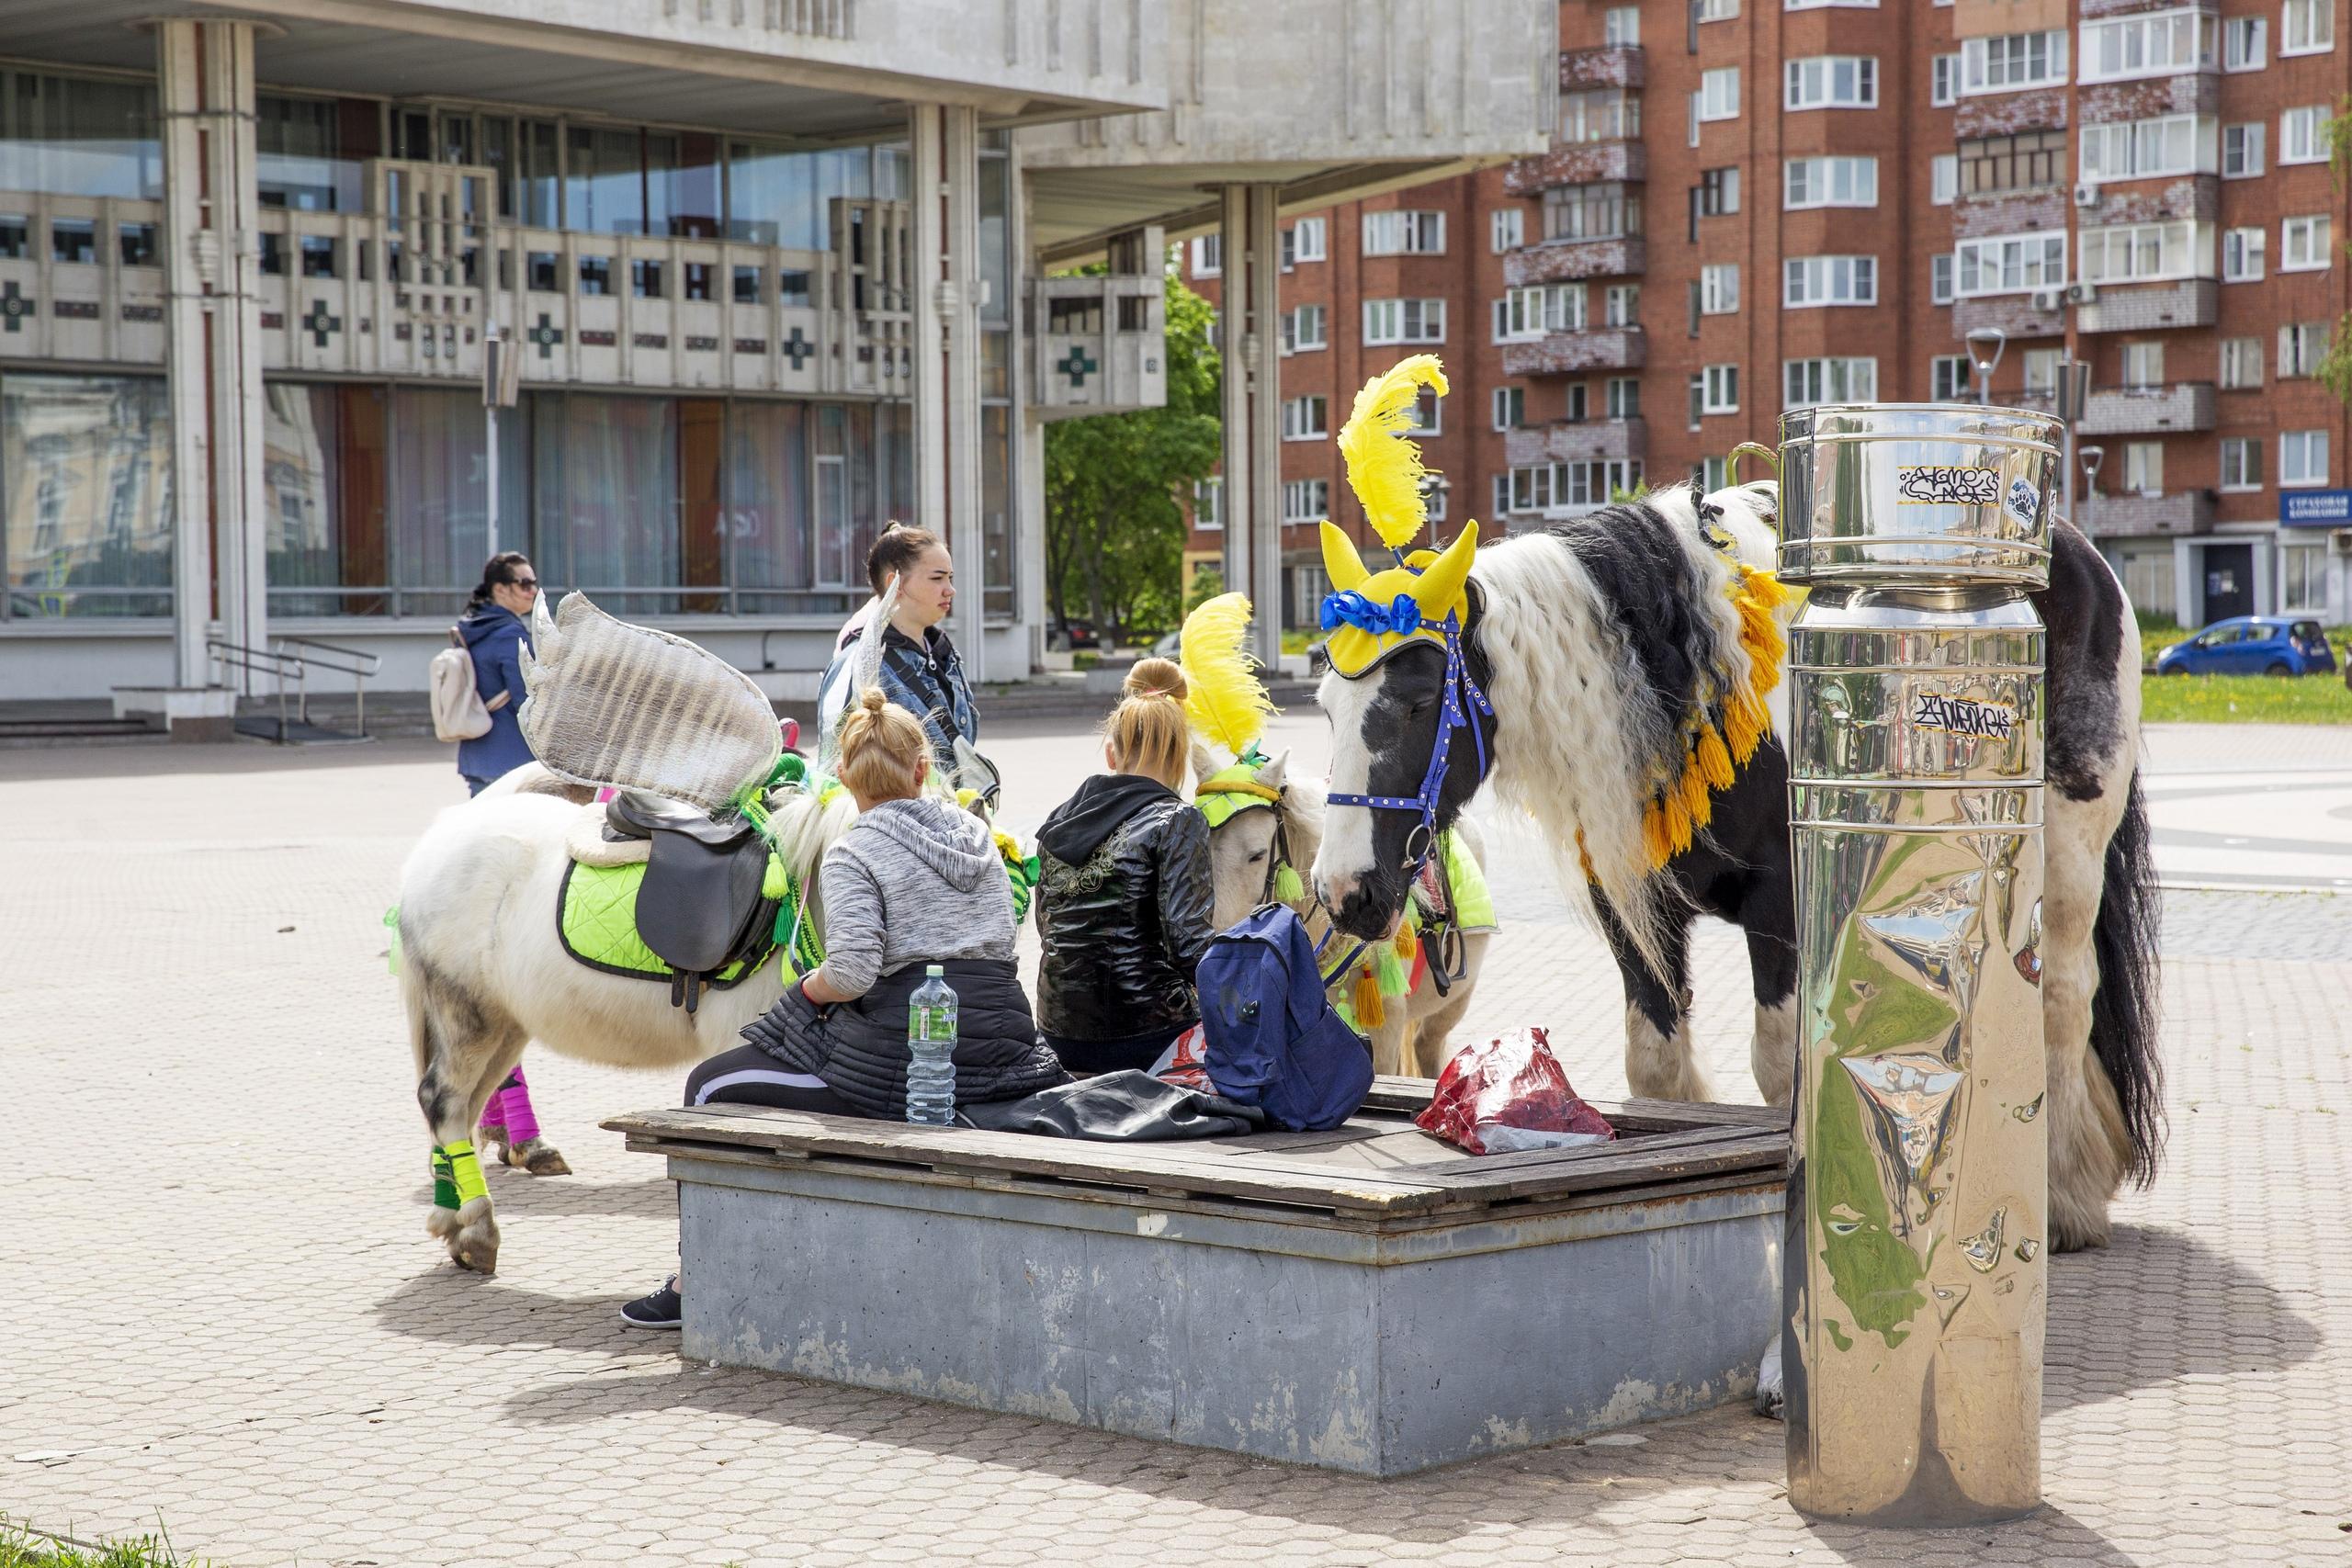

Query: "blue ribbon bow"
left=1319, top=589, right=1423, bottom=637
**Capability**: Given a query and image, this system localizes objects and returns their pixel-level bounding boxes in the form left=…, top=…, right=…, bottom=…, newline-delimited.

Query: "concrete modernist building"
left=1186, top=0, right=2352, bottom=629
left=0, top=0, right=1553, bottom=703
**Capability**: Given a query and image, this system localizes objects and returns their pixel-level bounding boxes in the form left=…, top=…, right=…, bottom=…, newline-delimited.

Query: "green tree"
left=1042, top=267, right=1222, bottom=642
left=2319, top=97, right=2352, bottom=402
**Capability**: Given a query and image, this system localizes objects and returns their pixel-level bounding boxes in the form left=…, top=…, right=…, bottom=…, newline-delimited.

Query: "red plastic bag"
left=1415, top=1027, right=1616, bottom=1155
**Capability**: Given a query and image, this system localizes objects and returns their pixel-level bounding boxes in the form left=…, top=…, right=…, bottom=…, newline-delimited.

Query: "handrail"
left=203, top=635, right=379, bottom=741
left=273, top=636, right=384, bottom=676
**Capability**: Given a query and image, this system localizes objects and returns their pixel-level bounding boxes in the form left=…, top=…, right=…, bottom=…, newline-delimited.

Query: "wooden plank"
left=1415, top=1130, right=1789, bottom=1202
left=604, top=1105, right=1461, bottom=1214
left=1360, top=1077, right=1785, bottom=1135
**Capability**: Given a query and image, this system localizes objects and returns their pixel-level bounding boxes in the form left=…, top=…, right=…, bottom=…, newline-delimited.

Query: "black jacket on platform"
left=741, top=957, right=1066, bottom=1120
left=1032, top=774, right=1217, bottom=1044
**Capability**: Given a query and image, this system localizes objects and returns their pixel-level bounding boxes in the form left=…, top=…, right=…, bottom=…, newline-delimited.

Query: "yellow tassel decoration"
left=1697, top=725, right=1736, bottom=790
left=1725, top=690, right=1765, bottom=762
left=1338, top=355, right=1451, bottom=552
left=1641, top=798, right=1671, bottom=868
left=1352, top=965, right=1386, bottom=1031
left=1394, top=919, right=1419, bottom=961
left=1180, top=591, right=1278, bottom=756
left=1680, top=753, right=1713, bottom=829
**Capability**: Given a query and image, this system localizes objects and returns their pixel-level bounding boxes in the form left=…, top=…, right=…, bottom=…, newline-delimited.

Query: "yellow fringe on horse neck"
left=1631, top=562, right=1792, bottom=875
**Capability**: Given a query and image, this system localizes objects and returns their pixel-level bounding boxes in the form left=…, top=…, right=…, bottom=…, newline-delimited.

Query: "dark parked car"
left=1046, top=617, right=1101, bottom=653
left=2153, top=616, right=2337, bottom=677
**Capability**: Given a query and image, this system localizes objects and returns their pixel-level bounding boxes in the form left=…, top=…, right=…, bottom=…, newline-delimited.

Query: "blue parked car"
left=2154, top=616, right=2338, bottom=677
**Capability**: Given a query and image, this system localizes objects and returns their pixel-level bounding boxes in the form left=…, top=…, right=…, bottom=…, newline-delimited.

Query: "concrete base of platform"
left=112, top=685, right=237, bottom=743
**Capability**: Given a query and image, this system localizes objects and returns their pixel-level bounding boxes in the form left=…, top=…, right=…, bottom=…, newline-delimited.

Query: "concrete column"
left=909, top=106, right=948, bottom=572
left=1218, top=183, right=1283, bottom=667
left=156, top=17, right=266, bottom=691
left=943, top=105, right=985, bottom=683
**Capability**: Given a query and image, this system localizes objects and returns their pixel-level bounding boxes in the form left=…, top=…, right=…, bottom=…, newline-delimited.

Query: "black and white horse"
left=1311, top=482, right=2161, bottom=1250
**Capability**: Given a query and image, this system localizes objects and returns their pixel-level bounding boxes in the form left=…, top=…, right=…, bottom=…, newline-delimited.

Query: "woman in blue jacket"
left=455, top=551, right=540, bottom=795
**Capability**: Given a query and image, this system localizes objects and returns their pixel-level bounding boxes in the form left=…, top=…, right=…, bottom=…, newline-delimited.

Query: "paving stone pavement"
left=2, top=731, right=2347, bottom=1567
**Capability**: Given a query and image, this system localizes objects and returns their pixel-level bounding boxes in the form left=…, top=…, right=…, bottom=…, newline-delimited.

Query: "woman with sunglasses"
left=454, top=551, right=542, bottom=797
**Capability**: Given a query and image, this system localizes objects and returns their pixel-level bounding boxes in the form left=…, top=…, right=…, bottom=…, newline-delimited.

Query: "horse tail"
left=2088, top=768, right=2165, bottom=1185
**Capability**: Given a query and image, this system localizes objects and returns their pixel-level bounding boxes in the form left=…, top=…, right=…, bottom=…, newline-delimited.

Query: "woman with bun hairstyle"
left=1030, top=659, right=1219, bottom=1074
left=622, top=689, right=1063, bottom=1328
left=814, top=525, right=978, bottom=779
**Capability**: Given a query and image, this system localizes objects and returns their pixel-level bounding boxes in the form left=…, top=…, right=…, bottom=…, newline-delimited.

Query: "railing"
left=206, top=636, right=382, bottom=741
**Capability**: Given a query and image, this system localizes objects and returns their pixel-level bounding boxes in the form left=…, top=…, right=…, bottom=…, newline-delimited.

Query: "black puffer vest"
left=741, top=958, right=1066, bottom=1120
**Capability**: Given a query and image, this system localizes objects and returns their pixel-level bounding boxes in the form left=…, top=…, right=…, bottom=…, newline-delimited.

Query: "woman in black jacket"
left=1032, top=658, right=1219, bottom=1074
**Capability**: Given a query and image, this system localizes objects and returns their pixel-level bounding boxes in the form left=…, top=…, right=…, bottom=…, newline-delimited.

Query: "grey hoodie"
left=818, top=795, right=1015, bottom=997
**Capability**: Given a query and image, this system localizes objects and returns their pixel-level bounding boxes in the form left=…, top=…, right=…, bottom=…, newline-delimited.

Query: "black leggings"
left=684, top=1043, right=857, bottom=1115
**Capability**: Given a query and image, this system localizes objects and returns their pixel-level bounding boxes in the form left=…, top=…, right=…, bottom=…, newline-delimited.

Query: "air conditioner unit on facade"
left=2331, top=528, right=2352, bottom=555
left=2031, top=288, right=2064, bottom=311
left=2073, top=182, right=2099, bottom=208
left=2067, top=281, right=2098, bottom=305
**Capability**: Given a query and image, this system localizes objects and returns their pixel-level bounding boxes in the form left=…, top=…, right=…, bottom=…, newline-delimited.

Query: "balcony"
left=1953, top=188, right=2066, bottom=241
left=1499, top=326, right=1646, bottom=377
left=1956, top=89, right=2067, bottom=140
left=1560, top=45, right=1644, bottom=90
left=2081, top=489, right=2215, bottom=538
left=2084, top=175, right=2218, bottom=227
left=1505, top=141, right=1645, bottom=196
left=2082, top=73, right=2219, bottom=119
left=2078, top=382, right=2217, bottom=436
left=1953, top=295, right=2064, bottom=341
left=1505, top=417, right=1646, bottom=468
left=2076, top=277, right=2218, bottom=333
left=1504, top=235, right=1645, bottom=286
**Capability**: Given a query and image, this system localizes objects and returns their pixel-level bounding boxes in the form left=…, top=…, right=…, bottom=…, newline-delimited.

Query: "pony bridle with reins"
left=1318, top=596, right=1495, bottom=991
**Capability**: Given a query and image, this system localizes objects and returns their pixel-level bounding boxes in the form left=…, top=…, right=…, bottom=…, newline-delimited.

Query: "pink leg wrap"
left=500, top=1066, right=542, bottom=1144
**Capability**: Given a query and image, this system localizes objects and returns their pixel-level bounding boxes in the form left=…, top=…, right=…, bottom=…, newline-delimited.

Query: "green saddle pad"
left=557, top=859, right=774, bottom=987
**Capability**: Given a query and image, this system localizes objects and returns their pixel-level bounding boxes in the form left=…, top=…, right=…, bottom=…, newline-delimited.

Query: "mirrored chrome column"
left=1776, top=404, right=2058, bottom=1525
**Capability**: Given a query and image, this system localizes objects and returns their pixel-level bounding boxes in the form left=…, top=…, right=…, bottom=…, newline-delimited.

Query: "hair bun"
left=1124, top=657, right=1189, bottom=703
left=858, top=688, right=887, bottom=715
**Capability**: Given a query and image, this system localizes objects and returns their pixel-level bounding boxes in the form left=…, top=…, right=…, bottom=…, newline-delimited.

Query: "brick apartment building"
left=1184, top=0, right=2351, bottom=631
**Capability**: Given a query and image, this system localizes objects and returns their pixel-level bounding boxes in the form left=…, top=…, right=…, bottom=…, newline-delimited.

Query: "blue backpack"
left=1197, top=905, right=1374, bottom=1133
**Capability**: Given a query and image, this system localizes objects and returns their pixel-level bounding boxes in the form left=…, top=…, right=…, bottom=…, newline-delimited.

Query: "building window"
left=1421, top=479, right=1447, bottom=525
left=2220, top=438, right=2265, bottom=491
left=1490, top=208, right=1524, bottom=254
left=1783, top=155, right=1878, bottom=209
left=2283, top=0, right=2335, bottom=54
left=1958, top=130, right=2068, bottom=196
left=1932, top=155, right=1958, bottom=205
left=2081, top=115, right=2212, bottom=181
left=1699, top=69, right=1742, bottom=122
left=2, top=374, right=177, bottom=617
left=1193, top=478, right=1224, bottom=531
left=1931, top=254, right=1955, bottom=305
left=1608, top=377, right=1641, bottom=418
left=1543, top=182, right=1642, bottom=243
left=2122, top=442, right=2165, bottom=494
left=1560, top=88, right=1641, bottom=144
left=1698, top=168, right=1741, bottom=217
left=1604, top=284, right=1641, bottom=327
left=1281, top=304, right=1328, bottom=354
left=1955, top=231, right=2067, bottom=297
left=1695, top=0, right=1738, bottom=18
left=1283, top=218, right=1327, bottom=265
left=1493, top=387, right=1526, bottom=431
left=2224, top=15, right=2268, bottom=67
left=1363, top=298, right=1445, bottom=345
left=2283, top=541, right=2325, bottom=610
left=1501, top=458, right=1645, bottom=514
left=1962, top=31, right=2069, bottom=93
left=1404, top=389, right=1442, bottom=438
left=2281, top=322, right=2332, bottom=377
left=1931, top=355, right=1971, bottom=401
left=2281, top=430, right=2331, bottom=488
left=2023, top=349, right=2062, bottom=398
left=1701, top=365, right=1740, bottom=415
left=1932, top=54, right=1960, bottom=106
left=1701, top=264, right=1740, bottom=314
left=2081, top=9, right=2218, bottom=82
left=1190, top=233, right=1221, bottom=276
left=2120, top=343, right=2166, bottom=389
left=2282, top=106, right=2330, bottom=165
left=2078, top=220, right=2211, bottom=285
left=1785, top=357, right=1878, bottom=410
left=1603, top=6, right=1640, bottom=45
left=2220, top=337, right=2265, bottom=388
left=1282, top=479, right=1330, bottom=523
left=1784, top=55, right=1879, bottom=110
left=1281, top=395, right=1329, bottom=441
left=1783, top=254, right=1878, bottom=307
left=2283, top=216, right=2334, bottom=272
left=1498, top=283, right=1588, bottom=339
left=1785, top=0, right=1877, bottom=7
left=1363, top=210, right=1446, bottom=257
left=2222, top=122, right=2266, bottom=177
left=2223, top=227, right=2267, bottom=281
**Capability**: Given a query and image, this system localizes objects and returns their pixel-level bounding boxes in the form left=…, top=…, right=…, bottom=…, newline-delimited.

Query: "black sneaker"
left=620, top=1275, right=682, bottom=1329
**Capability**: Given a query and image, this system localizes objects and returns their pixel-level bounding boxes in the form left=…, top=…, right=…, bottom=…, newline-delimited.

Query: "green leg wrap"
left=430, top=1147, right=459, bottom=1212
left=438, top=1140, right=489, bottom=1206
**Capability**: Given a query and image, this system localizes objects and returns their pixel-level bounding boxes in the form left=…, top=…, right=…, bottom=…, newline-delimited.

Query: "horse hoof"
left=424, top=1205, right=461, bottom=1241
left=1754, top=1336, right=1785, bottom=1421
left=515, top=1141, right=572, bottom=1177
left=446, top=1198, right=500, bottom=1274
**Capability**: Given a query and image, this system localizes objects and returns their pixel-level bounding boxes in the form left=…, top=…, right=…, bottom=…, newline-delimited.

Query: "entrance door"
left=2203, top=543, right=2254, bottom=624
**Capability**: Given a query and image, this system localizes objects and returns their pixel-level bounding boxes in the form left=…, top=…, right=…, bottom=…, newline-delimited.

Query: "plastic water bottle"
left=905, top=964, right=958, bottom=1127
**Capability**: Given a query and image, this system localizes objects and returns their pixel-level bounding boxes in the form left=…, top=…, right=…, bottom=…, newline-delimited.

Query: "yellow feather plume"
left=1180, top=592, right=1277, bottom=757
left=1339, top=355, right=1450, bottom=552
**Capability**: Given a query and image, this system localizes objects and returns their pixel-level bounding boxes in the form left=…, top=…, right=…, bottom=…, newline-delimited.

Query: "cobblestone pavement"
left=2, top=728, right=2347, bottom=1566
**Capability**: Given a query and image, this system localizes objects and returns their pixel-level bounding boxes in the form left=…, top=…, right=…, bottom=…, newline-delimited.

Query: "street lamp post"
left=1965, top=326, right=2008, bottom=407
left=2078, top=444, right=2105, bottom=539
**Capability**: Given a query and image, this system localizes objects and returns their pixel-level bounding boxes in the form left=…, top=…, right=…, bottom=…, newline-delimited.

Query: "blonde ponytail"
left=838, top=689, right=928, bottom=802
left=1105, top=657, right=1192, bottom=787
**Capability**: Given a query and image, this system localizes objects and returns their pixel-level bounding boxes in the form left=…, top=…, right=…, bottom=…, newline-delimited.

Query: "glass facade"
left=0, top=71, right=162, bottom=200
left=2, top=374, right=174, bottom=618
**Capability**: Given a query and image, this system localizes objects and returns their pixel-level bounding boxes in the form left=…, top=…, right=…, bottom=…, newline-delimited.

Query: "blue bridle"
left=1322, top=607, right=1495, bottom=877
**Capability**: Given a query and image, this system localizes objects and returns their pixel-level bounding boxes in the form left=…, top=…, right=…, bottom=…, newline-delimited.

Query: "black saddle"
left=605, top=792, right=774, bottom=1013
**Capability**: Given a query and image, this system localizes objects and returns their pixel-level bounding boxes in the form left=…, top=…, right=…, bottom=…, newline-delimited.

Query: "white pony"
left=396, top=768, right=854, bottom=1273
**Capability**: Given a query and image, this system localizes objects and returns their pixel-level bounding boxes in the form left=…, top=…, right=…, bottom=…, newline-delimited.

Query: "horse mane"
left=1468, top=482, right=1782, bottom=981
left=761, top=781, right=860, bottom=929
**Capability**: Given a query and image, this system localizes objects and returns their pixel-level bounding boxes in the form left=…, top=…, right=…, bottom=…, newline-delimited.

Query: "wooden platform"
left=608, top=1082, right=1790, bottom=1474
